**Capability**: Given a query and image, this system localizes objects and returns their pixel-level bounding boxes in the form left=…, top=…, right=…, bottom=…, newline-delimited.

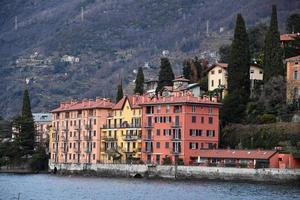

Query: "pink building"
left=50, top=98, right=114, bottom=164
left=140, top=80, right=221, bottom=165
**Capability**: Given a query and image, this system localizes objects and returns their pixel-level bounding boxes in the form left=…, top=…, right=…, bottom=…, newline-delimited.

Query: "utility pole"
left=206, top=20, right=209, bottom=37
left=15, top=16, right=18, bottom=30
left=81, top=7, right=84, bottom=22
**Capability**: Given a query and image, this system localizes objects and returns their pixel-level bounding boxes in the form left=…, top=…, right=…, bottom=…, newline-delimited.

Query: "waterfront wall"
left=49, top=162, right=300, bottom=183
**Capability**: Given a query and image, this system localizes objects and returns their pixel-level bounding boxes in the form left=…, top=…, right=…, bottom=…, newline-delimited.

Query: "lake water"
left=0, top=173, right=299, bottom=200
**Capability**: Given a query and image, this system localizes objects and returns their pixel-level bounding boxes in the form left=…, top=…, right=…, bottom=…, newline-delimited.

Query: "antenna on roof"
left=15, top=16, right=18, bottom=30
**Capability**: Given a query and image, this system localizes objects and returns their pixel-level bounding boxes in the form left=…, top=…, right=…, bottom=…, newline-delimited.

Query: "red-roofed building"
left=197, top=149, right=300, bottom=169
left=50, top=97, right=114, bottom=164
left=140, top=87, right=221, bottom=165
left=286, top=55, right=300, bottom=103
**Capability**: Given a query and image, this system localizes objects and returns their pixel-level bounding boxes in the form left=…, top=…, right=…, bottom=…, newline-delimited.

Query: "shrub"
left=257, top=113, right=276, bottom=124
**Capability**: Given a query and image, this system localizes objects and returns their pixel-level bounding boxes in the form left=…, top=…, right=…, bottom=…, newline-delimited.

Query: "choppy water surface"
left=0, top=173, right=299, bottom=200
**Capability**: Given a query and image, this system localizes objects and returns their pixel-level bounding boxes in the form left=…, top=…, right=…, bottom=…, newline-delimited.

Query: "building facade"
left=286, top=55, right=300, bottom=103
left=140, top=84, right=221, bottom=165
left=33, top=113, right=52, bottom=147
left=50, top=98, right=114, bottom=164
left=101, top=96, right=142, bottom=163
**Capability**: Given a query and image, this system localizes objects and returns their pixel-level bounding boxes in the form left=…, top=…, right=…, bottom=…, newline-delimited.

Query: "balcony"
left=172, top=135, right=181, bottom=141
left=102, top=123, right=141, bottom=129
left=142, top=148, right=153, bottom=153
left=62, top=127, right=69, bottom=132
left=85, top=124, right=93, bottom=130
left=60, top=147, right=68, bottom=153
left=171, top=149, right=181, bottom=154
left=144, top=123, right=153, bottom=129
left=142, top=135, right=153, bottom=141
left=171, top=123, right=181, bottom=128
left=74, top=148, right=80, bottom=153
left=122, top=135, right=141, bottom=141
left=61, top=135, right=68, bottom=141
left=102, top=136, right=117, bottom=141
left=85, top=148, right=92, bottom=153
left=83, top=135, right=92, bottom=141
left=74, top=125, right=81, bottom=130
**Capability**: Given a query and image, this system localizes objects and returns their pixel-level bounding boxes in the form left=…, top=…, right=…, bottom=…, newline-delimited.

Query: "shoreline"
left=48, top=163, right=300, bottom=184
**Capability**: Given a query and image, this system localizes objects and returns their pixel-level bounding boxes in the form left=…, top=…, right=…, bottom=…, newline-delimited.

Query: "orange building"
left=50, top=98, right=114, bottom=164
left=286, top=55, right=300, bottom=103
left=140, top=79, right=221, bottom=165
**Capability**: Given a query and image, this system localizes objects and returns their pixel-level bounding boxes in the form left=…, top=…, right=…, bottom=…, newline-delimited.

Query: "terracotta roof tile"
left=285, top=55, right=300, bottom=62
left=51, top=98, right=114, bottom=112
left=113, top=95, right=142, bottom=110
left=280, top=33, right=298, bottom=41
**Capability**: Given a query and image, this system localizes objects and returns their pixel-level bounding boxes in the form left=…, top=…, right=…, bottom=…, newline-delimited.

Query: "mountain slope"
left=0, top=0, right=299, bottom=118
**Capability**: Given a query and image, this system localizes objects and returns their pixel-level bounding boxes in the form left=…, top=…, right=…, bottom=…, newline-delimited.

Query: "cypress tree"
left=134, top=67, right=144, bottom=94
left=222, top=14, right=250, bottom=124
left=263, top=5, right=283, bottom=82
left=156, top=57, right=175, bottom=92
left=20, top=89, right=36, bottom=156
left=182, top=59, right=192, bottom=80
left=116, top=81, right=124, bottom=102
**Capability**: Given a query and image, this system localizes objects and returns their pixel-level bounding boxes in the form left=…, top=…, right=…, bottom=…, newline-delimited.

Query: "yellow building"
left=101, top=95, right=142, bottom=164
left=208, top=63, right=263, bottom=99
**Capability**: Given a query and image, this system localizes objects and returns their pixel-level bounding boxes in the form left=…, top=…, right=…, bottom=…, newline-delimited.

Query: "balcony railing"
left=102, top=136, right=117, bottom=141
left=62, top=127, right=69, bottom=132
left=142, top=135, right=153, bottom=141
left=85, top=148, right=92, bottom=153
left=171, top=123, right=181, bottom=128
left=122, top=135, right=141, bottom=141
left=83, top=135, right=92, bottom=141
left=142, top=148, right=153, bottom=153
left=172, top=135, right=181, bottom=141
left=102, top=123, right=141, bottom=129
left=144, top=123, right=153, bottom=129
left=85, top=124, right=92, bottom=130
left=171, top=149, right=181, bottom=154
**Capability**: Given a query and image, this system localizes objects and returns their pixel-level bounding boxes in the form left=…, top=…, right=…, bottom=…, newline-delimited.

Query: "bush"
left=30, top=146, right=48, bottom=171
left=162, top=156, right=172, bottom=165
left=257, top=113, right=276, bottom=124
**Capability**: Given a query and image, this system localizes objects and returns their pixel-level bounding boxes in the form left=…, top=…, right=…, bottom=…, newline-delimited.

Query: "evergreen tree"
left=156, top=57, right=175, bottom=92
left=263, top=5, right=283, bottom=82
left=286, top=13, right=300, bottom=34
left=116, top=81, right=124, bottom=102
left=20, top=89, right=36, bottom=156
left=182, top=59, right=192, bottom=80
left=134, top=67, right=144, bottom=94
left=222, top=14, right=250, bottom=124
left=218, top=45, right=231, bottom=63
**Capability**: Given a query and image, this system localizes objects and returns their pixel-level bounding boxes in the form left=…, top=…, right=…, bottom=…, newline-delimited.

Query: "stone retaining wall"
left=49, top=163, right=300, bottom=183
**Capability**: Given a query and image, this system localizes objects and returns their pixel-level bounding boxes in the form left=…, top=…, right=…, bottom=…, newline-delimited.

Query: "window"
left=208, top=117, right=213, bottom=124
left=218, top=69, right=222, bottom=73
left=207, top=130, right=215, bottom=137
left=73, top=154, right=75, bottom=160
left=156, top=142, right=160, bottom=149
left=211, top=80, right=214, bottom=87
left=157, top=129, right=160, bottom=136
left=218, top=79, right=221, bottom=86
left=146, top=106, right=154, bottom=114
left=69, top=154, right=72, bottom=160
left=192, top=105, right=196, bottom=113
left=189, top=142, right=198, bottom=150
left=93, top=142, right=96, bottom=148
left=94, top=119, right=96, bottom=125
left=192, top=116, right=196, bottom=123
left=174, top=105, right=182, bottom=113
left=70, top=132, right=72, bottom=137
left=259, top=70, right=263, bottom=74
left=165, top=142, right=169, bottom=148
left=157, top=105, right=161, bottom=113
left=294, top=70, right=298, bottom=80
left=201, top=117, right=204, bottom=123
left=190, top=129, right=202, bottom=136
left=208, top=107, right=213, bottom=114
left=93, top=154, right=96, bottom=160
left=69, top=143, right=72, bottom=148
left=250, top=70, right=254, bottom=74
left=133, top=142, right=136, bottom=149
left=211, top=70, right=215, bottom=75
left=94, top=130, right=96, bottom=136
left=166, top=104, right=170, bottom=113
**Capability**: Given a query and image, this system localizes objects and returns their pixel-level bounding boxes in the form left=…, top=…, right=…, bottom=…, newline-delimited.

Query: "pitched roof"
left=113, top=95, right=142, bottom=110
left=199, top=149, right=277, bottom=160
left=207, top=63, right=228, bottom=72
left=172, top=77, right=190, bottom=82
left=280, top=33, right=298, bottom=41
left=51, top=98, right=114, bottom=112
left=285, top=55, right=300, bottom=62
